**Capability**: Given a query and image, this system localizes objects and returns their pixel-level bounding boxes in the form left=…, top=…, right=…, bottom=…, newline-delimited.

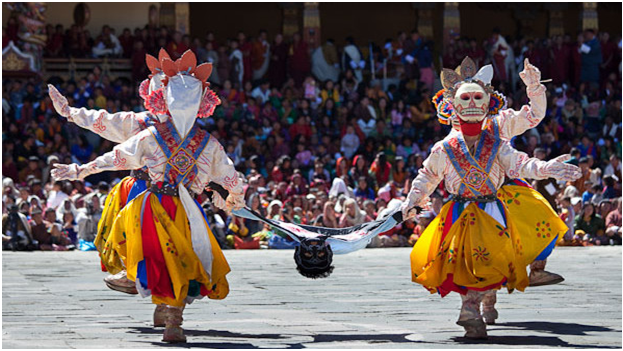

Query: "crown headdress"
left=142, top=49, right=220, bottom=118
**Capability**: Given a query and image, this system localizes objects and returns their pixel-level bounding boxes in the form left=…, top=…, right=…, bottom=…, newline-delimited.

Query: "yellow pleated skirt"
left=411, top=182, right=567, bottom=296
left=101, top=191, right=230, bottom=306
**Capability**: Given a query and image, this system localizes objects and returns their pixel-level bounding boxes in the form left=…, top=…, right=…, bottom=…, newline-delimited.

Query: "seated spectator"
left=92, top=25, right=123, bottom=58
left=2, top=205, right=34, bottom=251
left=339, top=198, right=369, bottom=227
left=575, top=202, right=606, bottom=244
left=354, top=176, right=375, bottom=200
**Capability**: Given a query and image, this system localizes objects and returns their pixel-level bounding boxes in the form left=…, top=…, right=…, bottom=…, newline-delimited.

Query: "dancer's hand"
left=519, top=58, right=541, bottom=89
left=225, top=193, right=244, bottom=212
left=542, top=154, right=582, bottom=182
left=51, top=163, right=83, bottom=181
left=48, top=84, right=71, bottom=119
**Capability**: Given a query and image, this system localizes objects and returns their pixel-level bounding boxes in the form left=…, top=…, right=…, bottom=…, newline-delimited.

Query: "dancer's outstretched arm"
left=202, top=138, right=245, bottom=214
left=49, top=84, right=156, bottom=143
left=498, top=141, right=581, bottom=182
left=494, top=58, right=547, bottom=139
left=51, top=129, right=151, bottom=181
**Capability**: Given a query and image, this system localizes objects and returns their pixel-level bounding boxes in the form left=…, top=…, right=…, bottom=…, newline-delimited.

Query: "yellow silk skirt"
left=101, top=191, right=230, bottom=306
left=411, top=182, right=567, bottom=296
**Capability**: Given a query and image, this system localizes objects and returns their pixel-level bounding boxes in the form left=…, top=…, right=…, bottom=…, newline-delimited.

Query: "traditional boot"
left=162, top=306, right=186, bottom=343
left=457, top=290, right=487, bottom=339
left=153, top=304, right=167, bottom=327
left=481, top=290, right=498, bottom=325
left=104, top=270, right=138, bottom=294
left=529, top=260, right=564, bottom=287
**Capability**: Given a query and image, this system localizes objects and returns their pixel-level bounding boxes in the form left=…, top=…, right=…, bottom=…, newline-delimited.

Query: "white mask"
left=451, top=82, right=490, bottom=123
left=165, top=74, right=203, bottom=139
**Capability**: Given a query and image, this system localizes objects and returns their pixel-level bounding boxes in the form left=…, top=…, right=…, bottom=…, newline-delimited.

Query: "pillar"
left=281, top=3, right=302, bottom=39
left=544, top=4, right=567, bottom=36
left=581, top=2, right=598, bottom=31
left=443, top=3, right=460, bottom=49
left=174, top=3, right=190, bottom=35
left=412, top=3, right=435, bottom=39
left=303, top=2, right=321, bottom=49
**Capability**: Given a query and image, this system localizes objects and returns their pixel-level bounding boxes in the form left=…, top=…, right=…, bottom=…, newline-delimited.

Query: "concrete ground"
left=2, top=246, right=621, bottom=348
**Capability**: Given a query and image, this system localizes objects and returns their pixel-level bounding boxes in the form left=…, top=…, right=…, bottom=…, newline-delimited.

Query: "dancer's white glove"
left=48, top=84, right=71, bottom=119
left=541, top=154, right=582, bottom=182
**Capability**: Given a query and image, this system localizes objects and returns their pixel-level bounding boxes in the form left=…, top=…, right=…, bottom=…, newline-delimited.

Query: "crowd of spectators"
left=2, top=22, right=622, bottom=251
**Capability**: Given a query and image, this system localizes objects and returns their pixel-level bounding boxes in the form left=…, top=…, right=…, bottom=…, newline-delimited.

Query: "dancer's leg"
left=153, top=304, right=167, bottom=327
left=481, top=290, right=498, bottom=325
left=529, top=259, right=564, bottom=286
left=162, top=305, right=186, bottom=343
left=457, top=290, right=487, bottom=339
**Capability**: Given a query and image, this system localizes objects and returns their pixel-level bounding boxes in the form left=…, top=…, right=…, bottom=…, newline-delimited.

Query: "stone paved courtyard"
left=2, top=246, right=621, bottom=348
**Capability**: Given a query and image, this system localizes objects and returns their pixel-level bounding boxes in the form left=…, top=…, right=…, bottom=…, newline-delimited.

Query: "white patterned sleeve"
left=76, top=129, right=152, bottom=178
left=405, top=143, right=447, bottom=208
left=206, top=138, right=245, bottom=212
left=497, top=141, right=550, bottom=180
left=495, top=84, right=547, bottom=140
left=68, top=107, right=152, bottom=143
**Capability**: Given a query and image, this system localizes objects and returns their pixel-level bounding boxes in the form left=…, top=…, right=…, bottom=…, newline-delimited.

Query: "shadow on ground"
left=451, top=321, right=621, bottom=349
left=128, top=321, right=621, bottom=348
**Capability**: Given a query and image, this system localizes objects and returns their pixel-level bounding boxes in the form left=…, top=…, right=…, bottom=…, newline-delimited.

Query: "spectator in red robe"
left=118, top=28, right=134, bottom=59
left=570, top=33, right=583, bottom=86
left=238, top=32, right=253, bottom=84
left=288, top=33, right=311, bottom=86
left=269, top=33, right=288, bottom=89
left=550, top=35, right=570, bottom=85
left=600, top=32, right=618, bottom=86
left=166, top=31, right=188, bottom=60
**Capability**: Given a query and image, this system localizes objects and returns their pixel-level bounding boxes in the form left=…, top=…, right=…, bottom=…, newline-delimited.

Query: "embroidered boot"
left=481, top=290, right=498, bottom=325
left=457, top=290, right=487, bottom=339
left=153, top=304, right=167, bottom=327
left=104, top=270, right=138, bottom=295
left=162, top=306, right=186, bottom=343
left=529, top=260, right=564, bottom=286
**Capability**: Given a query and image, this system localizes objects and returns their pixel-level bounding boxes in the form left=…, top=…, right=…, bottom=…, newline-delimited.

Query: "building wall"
left=189, top=3, right=283, bottom=42
left=3, top=2, right=157, bottom=35
left=319, top=3, right=417, bottom=47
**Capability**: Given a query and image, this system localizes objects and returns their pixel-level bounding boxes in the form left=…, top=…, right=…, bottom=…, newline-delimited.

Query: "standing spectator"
left=229, top=40, right=244, bottom=87
left=288, top=32, right=311, bottom=86
left=238, top=32, right=253, bottom=83
left=251, top=30, right=270, bottom=81
left=268, top=33, right=288, bottom=89
left=580, top=29, right=602, bottom=87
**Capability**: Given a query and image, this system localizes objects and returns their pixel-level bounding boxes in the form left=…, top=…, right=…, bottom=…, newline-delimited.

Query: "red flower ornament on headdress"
left=144, top=88, right=168, bottom=115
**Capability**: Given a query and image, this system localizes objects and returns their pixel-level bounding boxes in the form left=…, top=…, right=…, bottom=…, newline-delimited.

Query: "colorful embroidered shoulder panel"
left=443, top=119, right=501, bottom=197
left=149, top=120, right=210, bottom=188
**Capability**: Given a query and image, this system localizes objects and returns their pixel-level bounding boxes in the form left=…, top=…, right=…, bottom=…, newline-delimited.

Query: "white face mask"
left=452, top=82, right=490, bottom=123
left=165, top=74, right=203, bottom=138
